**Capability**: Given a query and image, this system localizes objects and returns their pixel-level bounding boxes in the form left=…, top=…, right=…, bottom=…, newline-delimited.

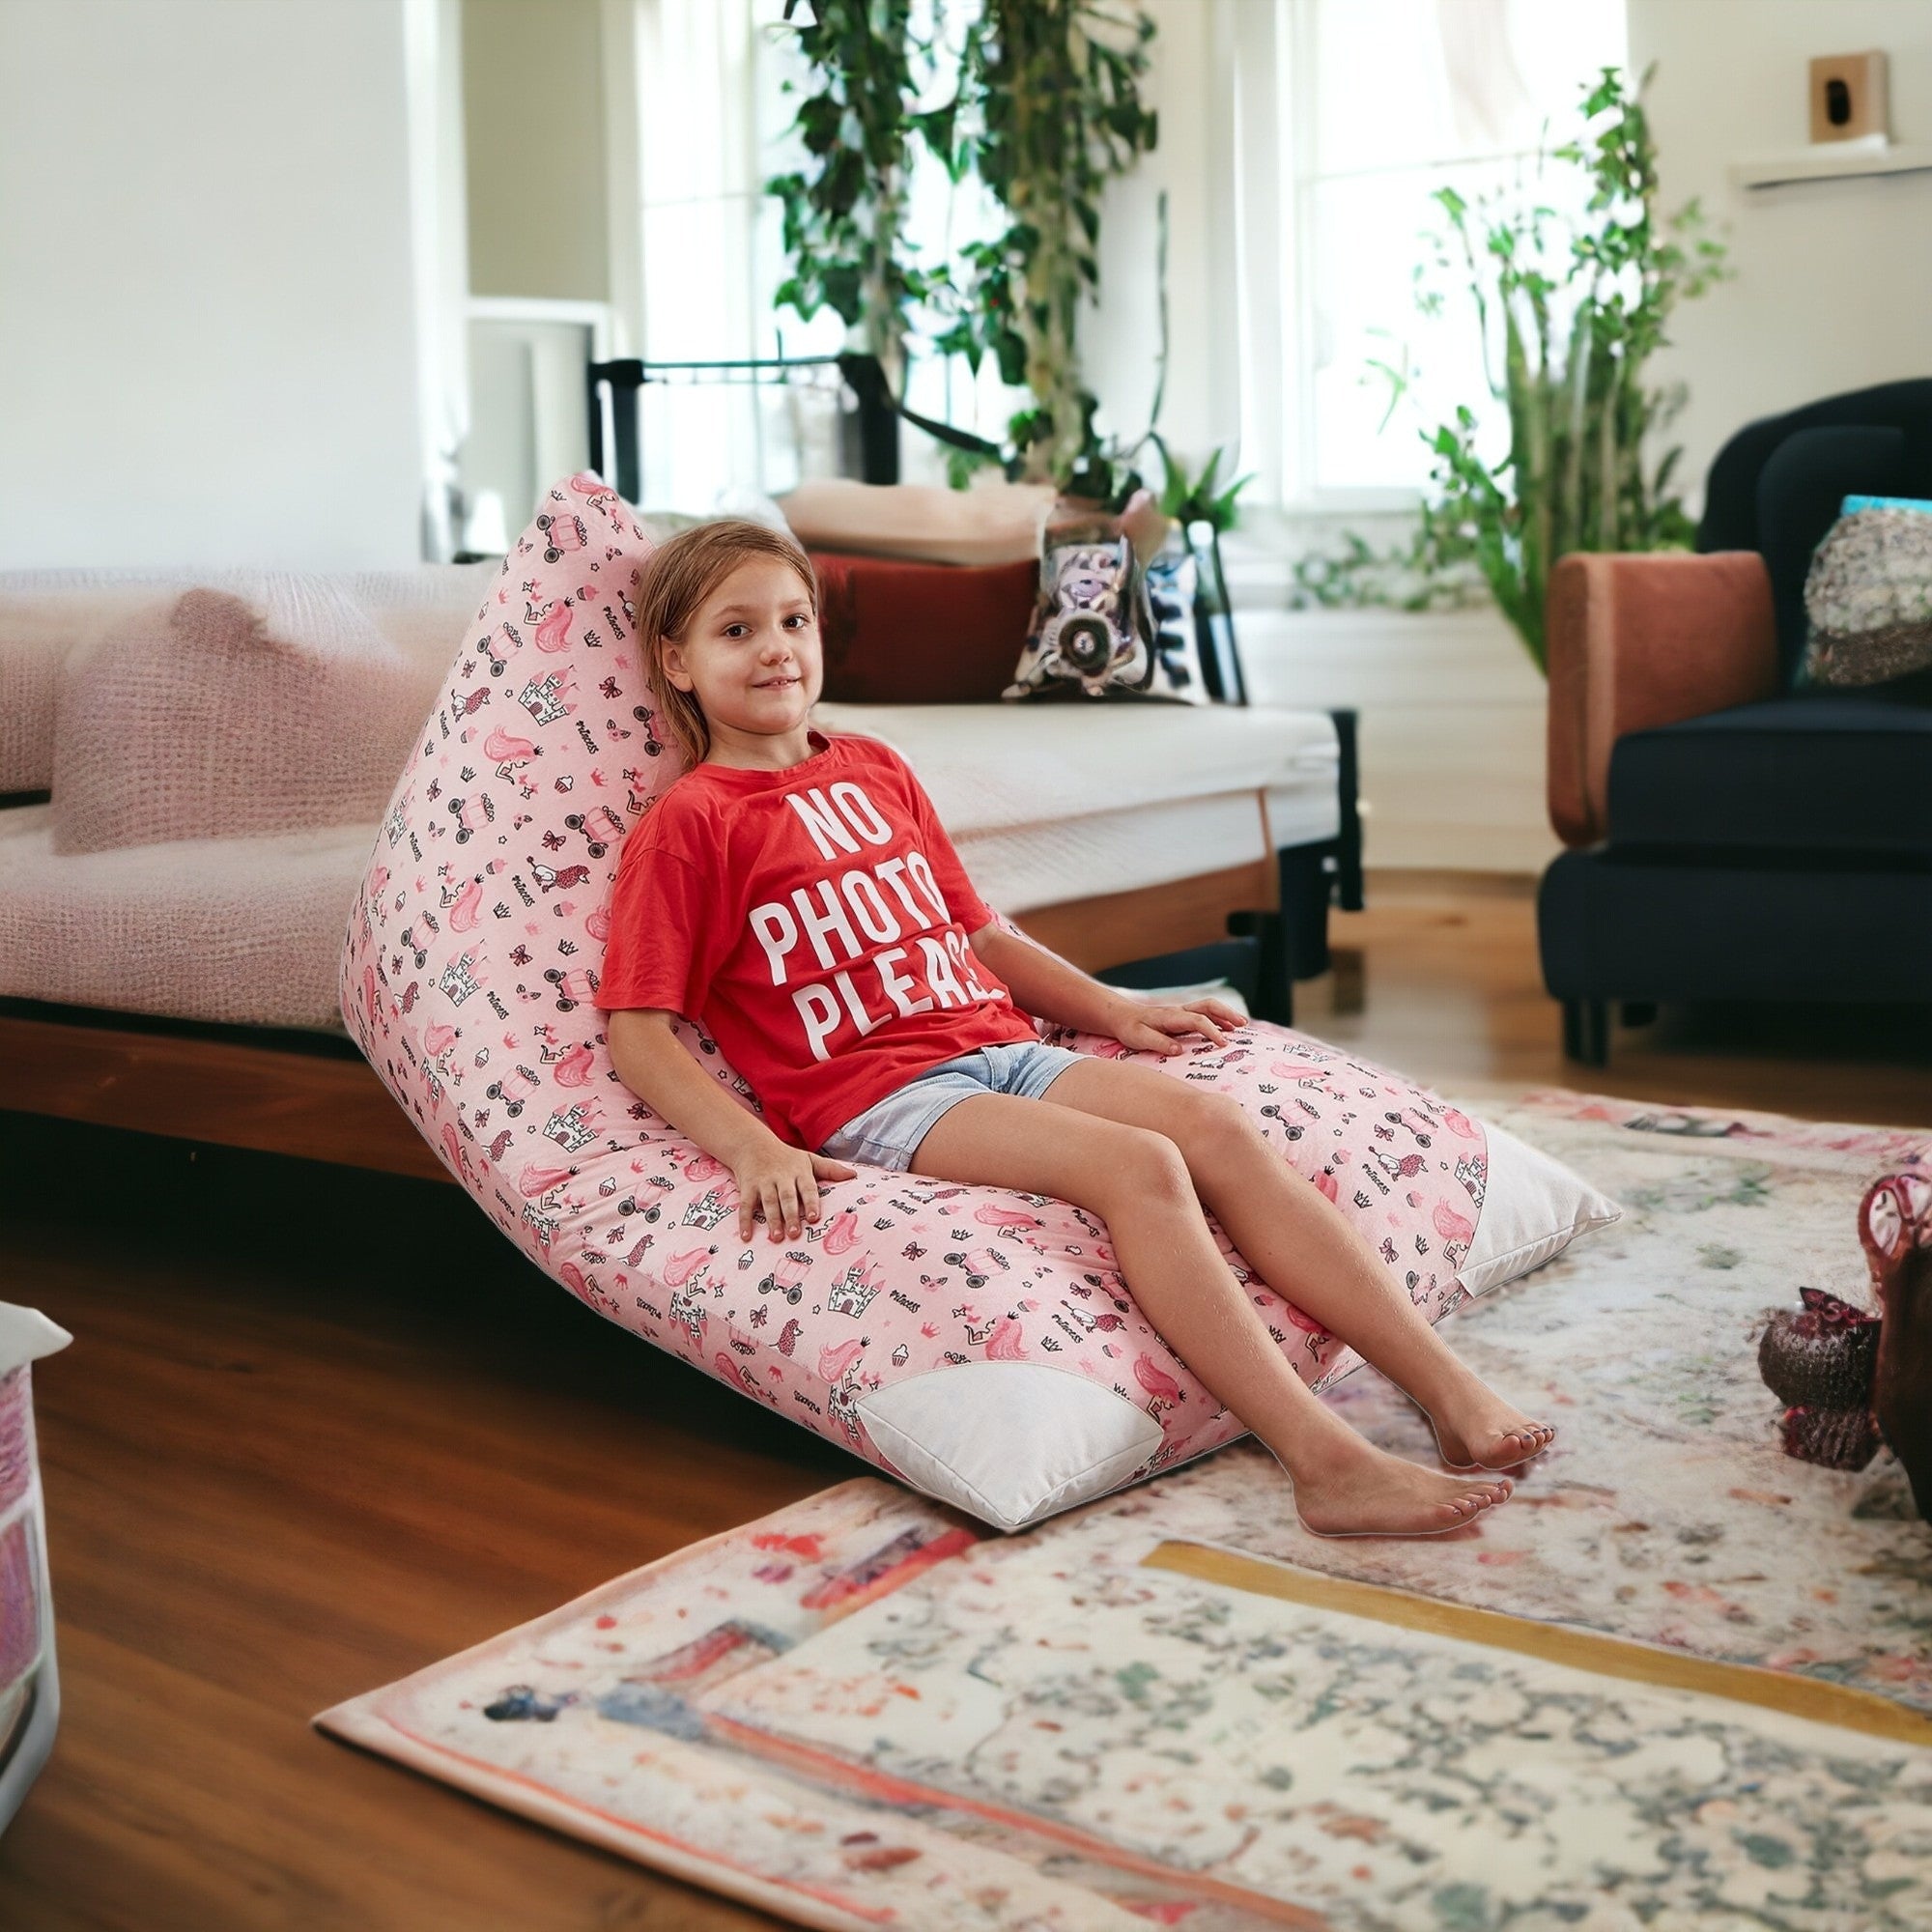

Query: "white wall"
left=1240, top=604, right=1558, bottom=874
left=0, top=0, right=426, bottom=569
left=1630, top=0, right=1932, bottom=506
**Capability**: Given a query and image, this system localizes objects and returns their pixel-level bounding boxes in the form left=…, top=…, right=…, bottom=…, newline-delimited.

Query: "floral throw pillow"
left=1801, top=500, right=1932, bottom=687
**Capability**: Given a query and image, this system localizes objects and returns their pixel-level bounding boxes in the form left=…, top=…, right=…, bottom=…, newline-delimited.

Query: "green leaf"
left=1208, top=471, right=1253, bottom=529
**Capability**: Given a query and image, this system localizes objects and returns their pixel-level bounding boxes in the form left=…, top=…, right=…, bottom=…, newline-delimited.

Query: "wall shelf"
left=1730, top=141, right=1932, bottom=190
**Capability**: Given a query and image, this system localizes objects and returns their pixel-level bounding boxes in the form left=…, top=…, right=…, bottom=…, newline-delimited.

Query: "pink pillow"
left=342, top=474, right=1616, bottom=1531
left=0, top=581, right=180, bottom=795
left=51, top=578, right=427, bottom=855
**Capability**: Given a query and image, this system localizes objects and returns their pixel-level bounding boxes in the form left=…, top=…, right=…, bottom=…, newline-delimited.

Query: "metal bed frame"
left=586, top=350, right=902, bottom=507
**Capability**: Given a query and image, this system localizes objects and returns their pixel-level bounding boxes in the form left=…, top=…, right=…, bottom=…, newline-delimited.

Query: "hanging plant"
left=1396, top=65, right=1728, bottom=670
left=765, top=0, right=952, bottom=396
left=941, top=0, right=1159, bottom=485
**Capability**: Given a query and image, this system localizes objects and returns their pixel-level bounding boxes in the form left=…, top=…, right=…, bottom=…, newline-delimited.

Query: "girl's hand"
left=1106, top=992, right=1246, bottom=1057
left=734, top=1144, right=860, bottom=1244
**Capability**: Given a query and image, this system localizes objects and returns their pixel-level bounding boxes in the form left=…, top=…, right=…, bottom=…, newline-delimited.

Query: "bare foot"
left=1281, top=1439, right=1512, bottom=1539
left=1426, top=1389, right=1556, bottom=1472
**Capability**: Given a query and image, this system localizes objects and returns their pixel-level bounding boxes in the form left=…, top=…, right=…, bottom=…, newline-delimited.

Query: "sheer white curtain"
left=1241, top=0, right=1627, bottom=510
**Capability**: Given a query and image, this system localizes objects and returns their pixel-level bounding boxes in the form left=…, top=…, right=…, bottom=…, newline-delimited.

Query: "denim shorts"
left=816, top=1039, right=1087, bottom=1172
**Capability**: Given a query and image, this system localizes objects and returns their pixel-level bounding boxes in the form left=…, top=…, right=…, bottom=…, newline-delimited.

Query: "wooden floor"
left=1, top=882, right=1926, bottom=1931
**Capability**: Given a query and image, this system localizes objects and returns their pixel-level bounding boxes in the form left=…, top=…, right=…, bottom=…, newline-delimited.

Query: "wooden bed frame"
left=0, top=858, right=1271, bottom=1185
left=0, top=722, right=1360, bottom=1183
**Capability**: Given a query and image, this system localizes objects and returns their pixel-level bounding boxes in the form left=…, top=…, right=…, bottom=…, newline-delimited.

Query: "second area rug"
left=316, top=1091, right=1932, bottom=1931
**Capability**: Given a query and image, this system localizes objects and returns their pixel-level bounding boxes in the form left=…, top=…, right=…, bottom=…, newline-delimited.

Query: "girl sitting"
left=599, top=521, right=1553, bottom=1539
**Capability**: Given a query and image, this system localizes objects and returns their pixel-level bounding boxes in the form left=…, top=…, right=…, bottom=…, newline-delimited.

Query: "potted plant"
left=1296, top=67, right=1729, bottom=674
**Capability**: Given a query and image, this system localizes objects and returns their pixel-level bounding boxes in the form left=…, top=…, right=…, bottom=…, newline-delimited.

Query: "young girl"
left=598, top=520, right=1554, bottom=1540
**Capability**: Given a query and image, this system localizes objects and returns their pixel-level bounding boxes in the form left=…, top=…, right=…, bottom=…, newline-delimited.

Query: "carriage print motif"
left=535, top=511, right=587, bottom=563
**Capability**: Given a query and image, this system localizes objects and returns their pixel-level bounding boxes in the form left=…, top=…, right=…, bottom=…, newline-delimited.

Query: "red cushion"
left=810, top=552, right=1039, bottom=703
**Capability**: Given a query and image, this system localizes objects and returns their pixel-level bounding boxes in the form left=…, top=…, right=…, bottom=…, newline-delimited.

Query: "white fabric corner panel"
left=859, top=1365, right=1167, bottom=1534
left=1457, top=1124, right=1622, bottom=1295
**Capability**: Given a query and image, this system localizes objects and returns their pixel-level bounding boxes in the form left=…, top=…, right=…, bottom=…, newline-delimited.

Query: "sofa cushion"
left=810, top=698, right=1337, bottom=838
left=0, top=802, right=371, bottom=1028
left=49, top=577, right=431, bottom=856
left=811, top=552, right=1038, bottom=703
left=1701, top=381, right=1932, bottom=549
left=0, top=574, right=191, bottom=795
left=1606, top=695, right=1932, bottom=857
left=1539, top=845, right=1932, bottom=1003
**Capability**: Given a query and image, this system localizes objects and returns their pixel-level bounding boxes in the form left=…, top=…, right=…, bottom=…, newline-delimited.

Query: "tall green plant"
left=766, top=0, right=1160, bottom=490
left=1405, top=67, right=1727, bottom=671
left=766, top=0, right=945, bottom=395
left=945, top=0, right=1158, bottom=483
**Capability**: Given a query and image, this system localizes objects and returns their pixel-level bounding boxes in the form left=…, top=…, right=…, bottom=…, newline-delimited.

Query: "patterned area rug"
left=317, top=1092, right=1932, bottom=1930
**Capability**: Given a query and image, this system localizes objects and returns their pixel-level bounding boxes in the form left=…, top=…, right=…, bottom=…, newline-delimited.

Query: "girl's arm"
left=611, top=1009, right=854, bottom=1243
left=967, top=921, right=1133, bottom=1035
left=607, top=1009, right=783, bottom=1165
left=970, top=922, right=1242, bottom=1054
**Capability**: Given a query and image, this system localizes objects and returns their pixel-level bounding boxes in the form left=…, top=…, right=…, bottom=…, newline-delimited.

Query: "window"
left=1265, top=0, right=1627, bottom=507
left=629, top=0, right=1025, bottom=508
left=622, top=0, right=1626, bottom=519
left=628, top=0, right=781, bottom=509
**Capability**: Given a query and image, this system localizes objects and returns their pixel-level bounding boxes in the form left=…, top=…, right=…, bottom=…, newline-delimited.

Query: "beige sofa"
left=0, top=566, right=1347, bottom=1173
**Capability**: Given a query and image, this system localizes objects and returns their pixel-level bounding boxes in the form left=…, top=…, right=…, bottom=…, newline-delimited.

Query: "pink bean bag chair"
left=341, top=475, right=1616, bottom=1531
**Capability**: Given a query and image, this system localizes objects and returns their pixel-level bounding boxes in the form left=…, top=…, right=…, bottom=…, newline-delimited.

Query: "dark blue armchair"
left=1538, top=380, right=1932, bottom=1063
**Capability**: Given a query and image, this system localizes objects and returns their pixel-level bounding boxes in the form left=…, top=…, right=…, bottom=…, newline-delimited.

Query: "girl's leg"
left=909, top=1092, right=1513, bottom=1537
left=1037, top=1057, right=1555, bottom=1472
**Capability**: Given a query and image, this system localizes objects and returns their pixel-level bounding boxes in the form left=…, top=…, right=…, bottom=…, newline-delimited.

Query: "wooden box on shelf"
left=1809, top=51, right=1888, bottom=146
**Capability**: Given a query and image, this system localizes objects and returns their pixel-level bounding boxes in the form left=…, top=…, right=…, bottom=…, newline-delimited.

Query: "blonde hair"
left=639, top=519, right=819, bottom=768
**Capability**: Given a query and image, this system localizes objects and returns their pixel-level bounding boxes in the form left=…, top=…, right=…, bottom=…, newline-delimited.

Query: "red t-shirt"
left=594, top=728, right=1041, bottom=1152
